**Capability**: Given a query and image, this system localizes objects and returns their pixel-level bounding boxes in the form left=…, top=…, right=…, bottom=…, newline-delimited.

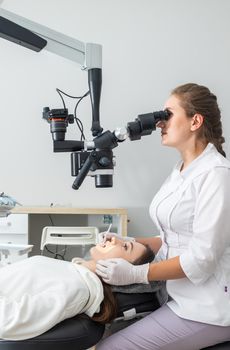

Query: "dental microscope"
left=0, top=7, right=170, bottom=191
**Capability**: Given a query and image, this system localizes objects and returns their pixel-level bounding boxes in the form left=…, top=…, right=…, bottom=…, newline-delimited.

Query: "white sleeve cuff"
left=180, top=252, right=210, bottom=285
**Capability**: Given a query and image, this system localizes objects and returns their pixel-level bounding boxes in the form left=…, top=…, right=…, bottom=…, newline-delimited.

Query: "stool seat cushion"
left=0, top=315, right=105, bottom=350
left=202, top=342, right=230, bottom=349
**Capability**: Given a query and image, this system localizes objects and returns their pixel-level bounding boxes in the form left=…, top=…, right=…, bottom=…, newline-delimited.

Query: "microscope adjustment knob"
left=98, top=157, right=111, bottom=167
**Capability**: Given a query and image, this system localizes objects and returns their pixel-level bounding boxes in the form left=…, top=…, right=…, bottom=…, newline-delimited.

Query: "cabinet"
left=0, top=214, right=28, bottom=245
left=4, top=207, right=128, bottom=261
left=0, top=214, right=29, bottom=264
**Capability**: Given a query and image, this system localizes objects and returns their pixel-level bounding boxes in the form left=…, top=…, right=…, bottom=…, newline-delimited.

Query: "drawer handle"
left=0, top=222, right=12, bottom=227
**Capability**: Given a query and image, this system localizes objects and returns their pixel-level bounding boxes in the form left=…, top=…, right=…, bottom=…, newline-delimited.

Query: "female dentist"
left=96, top=83, right=230, bottom=350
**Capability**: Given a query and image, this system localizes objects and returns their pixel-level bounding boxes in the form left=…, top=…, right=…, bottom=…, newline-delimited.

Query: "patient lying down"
left=0, top=237, right=154, bottom=340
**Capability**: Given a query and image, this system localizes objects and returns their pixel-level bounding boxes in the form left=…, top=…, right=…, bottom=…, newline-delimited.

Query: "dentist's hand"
left=96, top=258, right=149, bottom=285
left=97, top=231, right=135, bottom=245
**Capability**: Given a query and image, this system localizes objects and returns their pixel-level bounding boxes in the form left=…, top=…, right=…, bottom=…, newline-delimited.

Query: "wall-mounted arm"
left=0, top=8, right=102, bottom=69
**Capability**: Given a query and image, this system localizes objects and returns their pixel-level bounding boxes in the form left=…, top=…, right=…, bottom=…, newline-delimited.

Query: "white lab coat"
left=149, top=143, right=230, bottom=326
left=0, top=256, right=103, bottom=340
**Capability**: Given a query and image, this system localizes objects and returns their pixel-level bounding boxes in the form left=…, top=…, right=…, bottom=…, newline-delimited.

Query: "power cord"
left=44, top=245, right=67, bottom=260
left=56, top=88, right=89, bottom=140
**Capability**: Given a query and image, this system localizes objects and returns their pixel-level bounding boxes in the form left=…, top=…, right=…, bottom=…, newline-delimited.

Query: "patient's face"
left=90, top=237, right=146, bottom=263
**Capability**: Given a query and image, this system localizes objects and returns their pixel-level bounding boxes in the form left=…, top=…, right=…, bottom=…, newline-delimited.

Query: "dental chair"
left=0, top=291, right=229, bottom=350
left=0, top=290, right=161, bottom=350
left=0, top=227, right=229, bottom=350
left=0, top=316, right=105, bottom=350
left=0, top=226, right=162, bottom=349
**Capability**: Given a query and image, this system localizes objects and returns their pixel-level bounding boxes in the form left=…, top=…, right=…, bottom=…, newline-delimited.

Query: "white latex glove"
left=96, top=258, right=149, bottom=285
left=97, top=231, right=135, bottom=245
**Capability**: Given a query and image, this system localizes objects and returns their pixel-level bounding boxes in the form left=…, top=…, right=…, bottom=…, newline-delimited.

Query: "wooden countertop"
left=12, top=207, right=127, bottom=215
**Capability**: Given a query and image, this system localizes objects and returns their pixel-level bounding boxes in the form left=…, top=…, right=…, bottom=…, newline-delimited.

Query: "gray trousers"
left=96, top=305, right=230, bottom=350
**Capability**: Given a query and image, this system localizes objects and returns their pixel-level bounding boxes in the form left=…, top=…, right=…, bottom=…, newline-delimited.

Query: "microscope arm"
left=0, top=7, right=103, bottom=135
left=0, top=8, right=102, bottom=69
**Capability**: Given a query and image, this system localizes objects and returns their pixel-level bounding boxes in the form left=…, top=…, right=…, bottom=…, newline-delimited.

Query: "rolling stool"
left=0, top=315, right=105, bottom=350
left=202, top=342, right=230, bottom=350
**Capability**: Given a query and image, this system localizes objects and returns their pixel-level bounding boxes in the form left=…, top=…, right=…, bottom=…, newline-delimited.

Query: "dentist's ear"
left=191, top=114, right=204, bottom=131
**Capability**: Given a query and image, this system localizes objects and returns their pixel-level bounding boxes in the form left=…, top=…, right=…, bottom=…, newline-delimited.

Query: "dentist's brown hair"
left=172, top=83, right=226, bottom=157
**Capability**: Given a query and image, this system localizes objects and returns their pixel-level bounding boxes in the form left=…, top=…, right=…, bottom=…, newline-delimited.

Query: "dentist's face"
left=157, top=94, right=194, bottom=150
left=90, top=237, right=146, bottom=263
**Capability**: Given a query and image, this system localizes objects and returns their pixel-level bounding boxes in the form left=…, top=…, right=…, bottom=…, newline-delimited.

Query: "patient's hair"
left=92, top=244, right=155, bottom=324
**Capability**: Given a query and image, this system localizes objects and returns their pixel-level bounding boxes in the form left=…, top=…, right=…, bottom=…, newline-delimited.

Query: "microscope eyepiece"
left=153, top=109, right=170, bottom=123
left=127, top=109, right=170, bottom=141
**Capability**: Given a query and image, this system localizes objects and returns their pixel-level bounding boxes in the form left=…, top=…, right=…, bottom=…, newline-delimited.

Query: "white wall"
left=1, top=0, right=230, bottom=236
